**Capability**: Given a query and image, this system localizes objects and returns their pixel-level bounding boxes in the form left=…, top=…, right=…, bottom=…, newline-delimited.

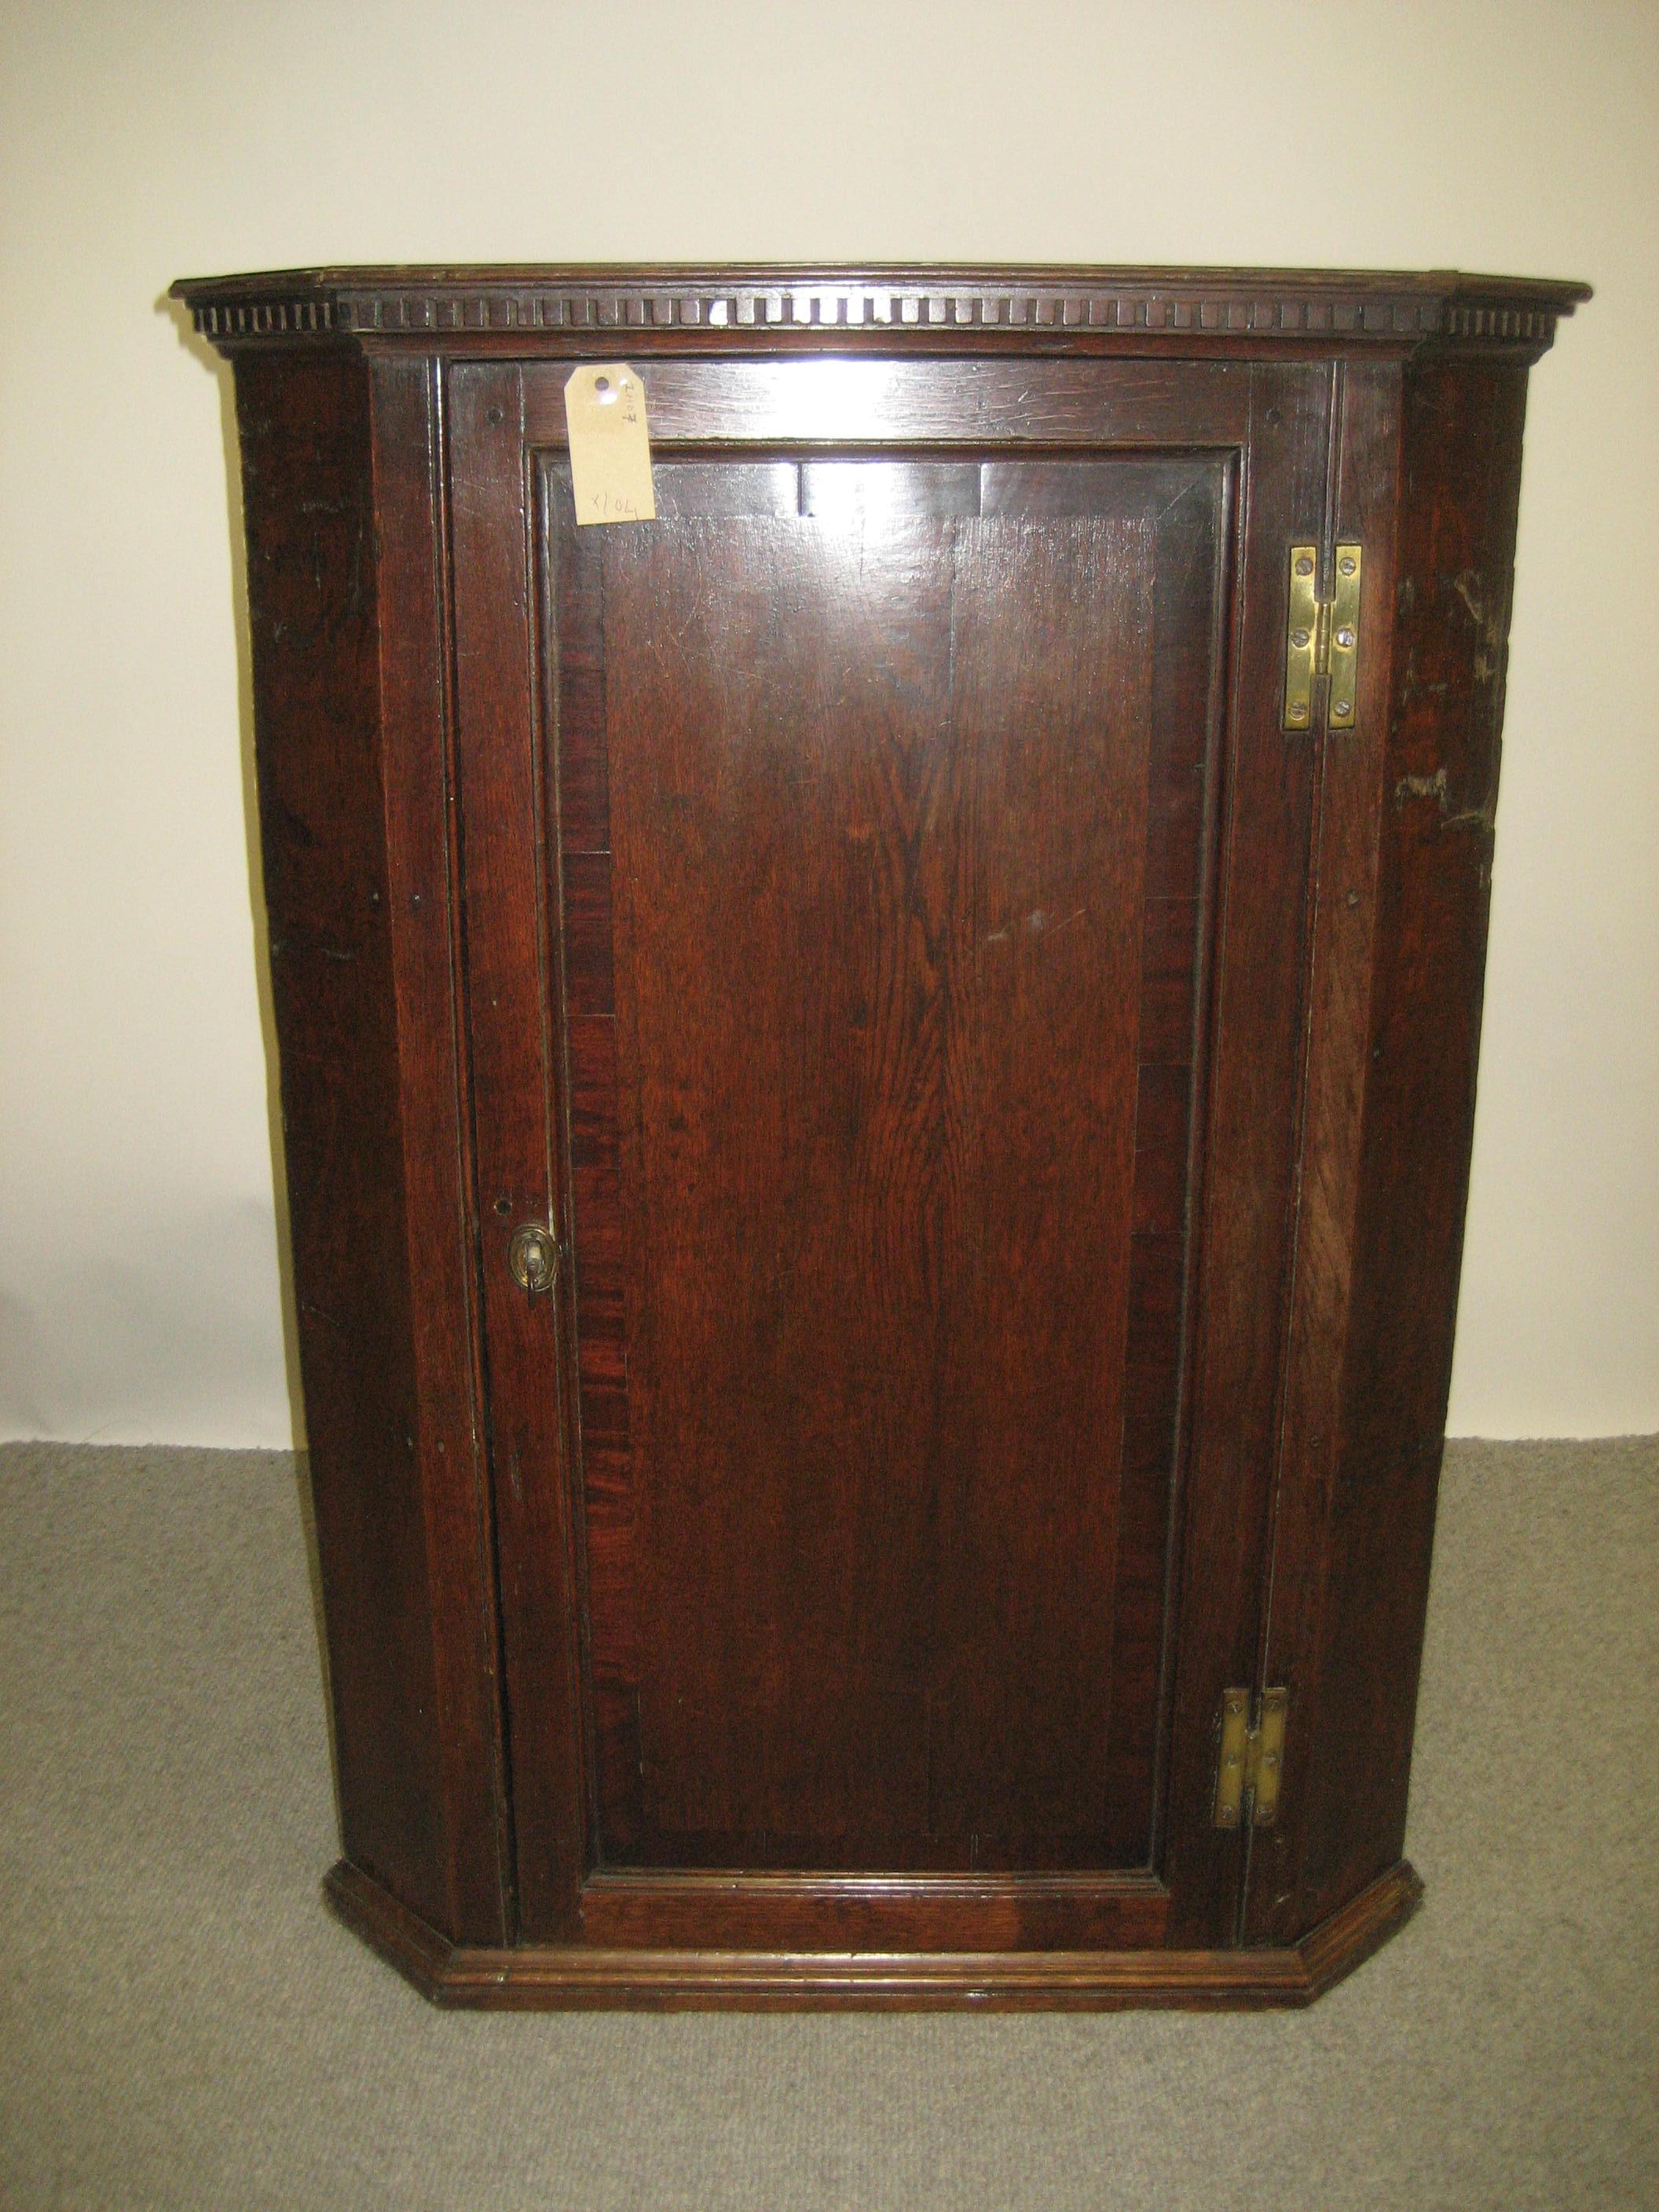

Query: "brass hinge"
left=1283, top=542, right=1362, bottom=733
left=1213, top=1686, right=1289, bottom=1829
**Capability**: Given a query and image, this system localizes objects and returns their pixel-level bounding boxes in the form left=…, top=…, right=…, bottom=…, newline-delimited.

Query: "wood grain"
left=1159, top=363, right=1333, bottom=1946
left=446, top=361, right=588, bottom=1940
left=181, top=267, right=1581, bottom=2000
left=173, top=262, right=1590, bottom=365
left=537, top=450, right=1231, bottom=1907
left=1258, top=361, right=1535, bottom=1941
left=235, top=350, right=507, bottom=1939
left=324, top=1855, right=1423, bottom=2009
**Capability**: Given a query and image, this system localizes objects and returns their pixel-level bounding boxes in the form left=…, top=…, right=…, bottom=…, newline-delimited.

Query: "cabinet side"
left=1265, top=360, right=1531, bottom=1939
left=234, top=348, right=507, bottom=1941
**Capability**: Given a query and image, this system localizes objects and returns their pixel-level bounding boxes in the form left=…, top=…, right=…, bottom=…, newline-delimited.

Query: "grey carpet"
left=0, top=1437, right=1654, bottom=2211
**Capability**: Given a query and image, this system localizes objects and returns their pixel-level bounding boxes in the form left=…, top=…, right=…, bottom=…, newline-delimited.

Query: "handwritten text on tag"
left=563, top=364, right=656, bottom=526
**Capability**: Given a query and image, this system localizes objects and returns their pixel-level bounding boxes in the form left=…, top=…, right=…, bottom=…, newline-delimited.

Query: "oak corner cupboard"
left=173, top=262, right=1588, bottom=2009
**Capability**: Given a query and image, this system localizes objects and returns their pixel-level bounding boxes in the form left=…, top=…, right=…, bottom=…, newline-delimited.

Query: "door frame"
left=442, top=350, right=1335, bottom=1954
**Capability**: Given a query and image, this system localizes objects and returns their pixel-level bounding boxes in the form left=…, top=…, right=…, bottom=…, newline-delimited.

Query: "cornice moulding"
left=169, top=264, right=1591, bottom=361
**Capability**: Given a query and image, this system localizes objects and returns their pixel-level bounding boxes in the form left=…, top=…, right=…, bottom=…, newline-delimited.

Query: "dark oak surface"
left=173, top=263, right=1588, bottom=359
left=235, top=352, right=508, bottom=1939
left=1251, top=360, right=1537, bottom=1943
left=557, top=457, right=1181, bottom=1878
left=183, top=265, right=1585, bottom=2004
left=324, top=1853, right=1423, bottom=2010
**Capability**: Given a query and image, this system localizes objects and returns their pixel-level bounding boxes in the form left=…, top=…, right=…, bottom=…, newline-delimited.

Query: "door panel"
left=544, top=453, right=1225, bottom=1873
left=446, top=354, right=1332, bottom=1948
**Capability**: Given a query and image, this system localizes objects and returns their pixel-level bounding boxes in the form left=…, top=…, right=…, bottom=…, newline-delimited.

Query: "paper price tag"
left=563, top=364, right=656, bottom=526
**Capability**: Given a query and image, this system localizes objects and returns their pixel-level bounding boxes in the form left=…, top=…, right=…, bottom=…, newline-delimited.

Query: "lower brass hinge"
left=1213, top=1686, right=1289, bottom=1829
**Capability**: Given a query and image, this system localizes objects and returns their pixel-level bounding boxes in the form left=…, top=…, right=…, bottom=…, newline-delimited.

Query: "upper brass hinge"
left=1213, top=1686, right=1289, bottom=1829
left=1283, top=542, right=1362, bottom=733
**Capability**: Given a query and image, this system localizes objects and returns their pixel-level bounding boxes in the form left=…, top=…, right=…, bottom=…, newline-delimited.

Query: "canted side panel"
left=1286, top=362, right=1531, bottom=1932
left=236, top=350, right=449, bottom=1928
left=546, top=455, right=1229, bottom=1877
left=365, top=359, right=511, bottom=1940
left=1247, top=362, right=1404, bottom=1946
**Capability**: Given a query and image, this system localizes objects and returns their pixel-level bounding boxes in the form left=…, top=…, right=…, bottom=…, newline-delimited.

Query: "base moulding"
left=324, top=1856, right=1424, bottom=2012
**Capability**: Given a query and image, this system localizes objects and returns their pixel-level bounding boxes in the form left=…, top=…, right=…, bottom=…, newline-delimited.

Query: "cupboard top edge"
left=170, top=263, right=1591, bottom=363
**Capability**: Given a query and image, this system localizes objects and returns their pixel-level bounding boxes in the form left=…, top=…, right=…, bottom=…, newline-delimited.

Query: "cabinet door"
left=449, top=356, right=1332, bottom=1951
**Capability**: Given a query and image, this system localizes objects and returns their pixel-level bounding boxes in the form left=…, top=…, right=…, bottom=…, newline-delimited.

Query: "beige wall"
left=2, top=0, right=1654, bottom=1445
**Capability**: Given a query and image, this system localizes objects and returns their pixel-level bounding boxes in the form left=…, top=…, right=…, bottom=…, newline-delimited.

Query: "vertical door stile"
left=445, top=361, right=588, bottom=1940
left=1159, top=361, right=1335, bottom=1947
